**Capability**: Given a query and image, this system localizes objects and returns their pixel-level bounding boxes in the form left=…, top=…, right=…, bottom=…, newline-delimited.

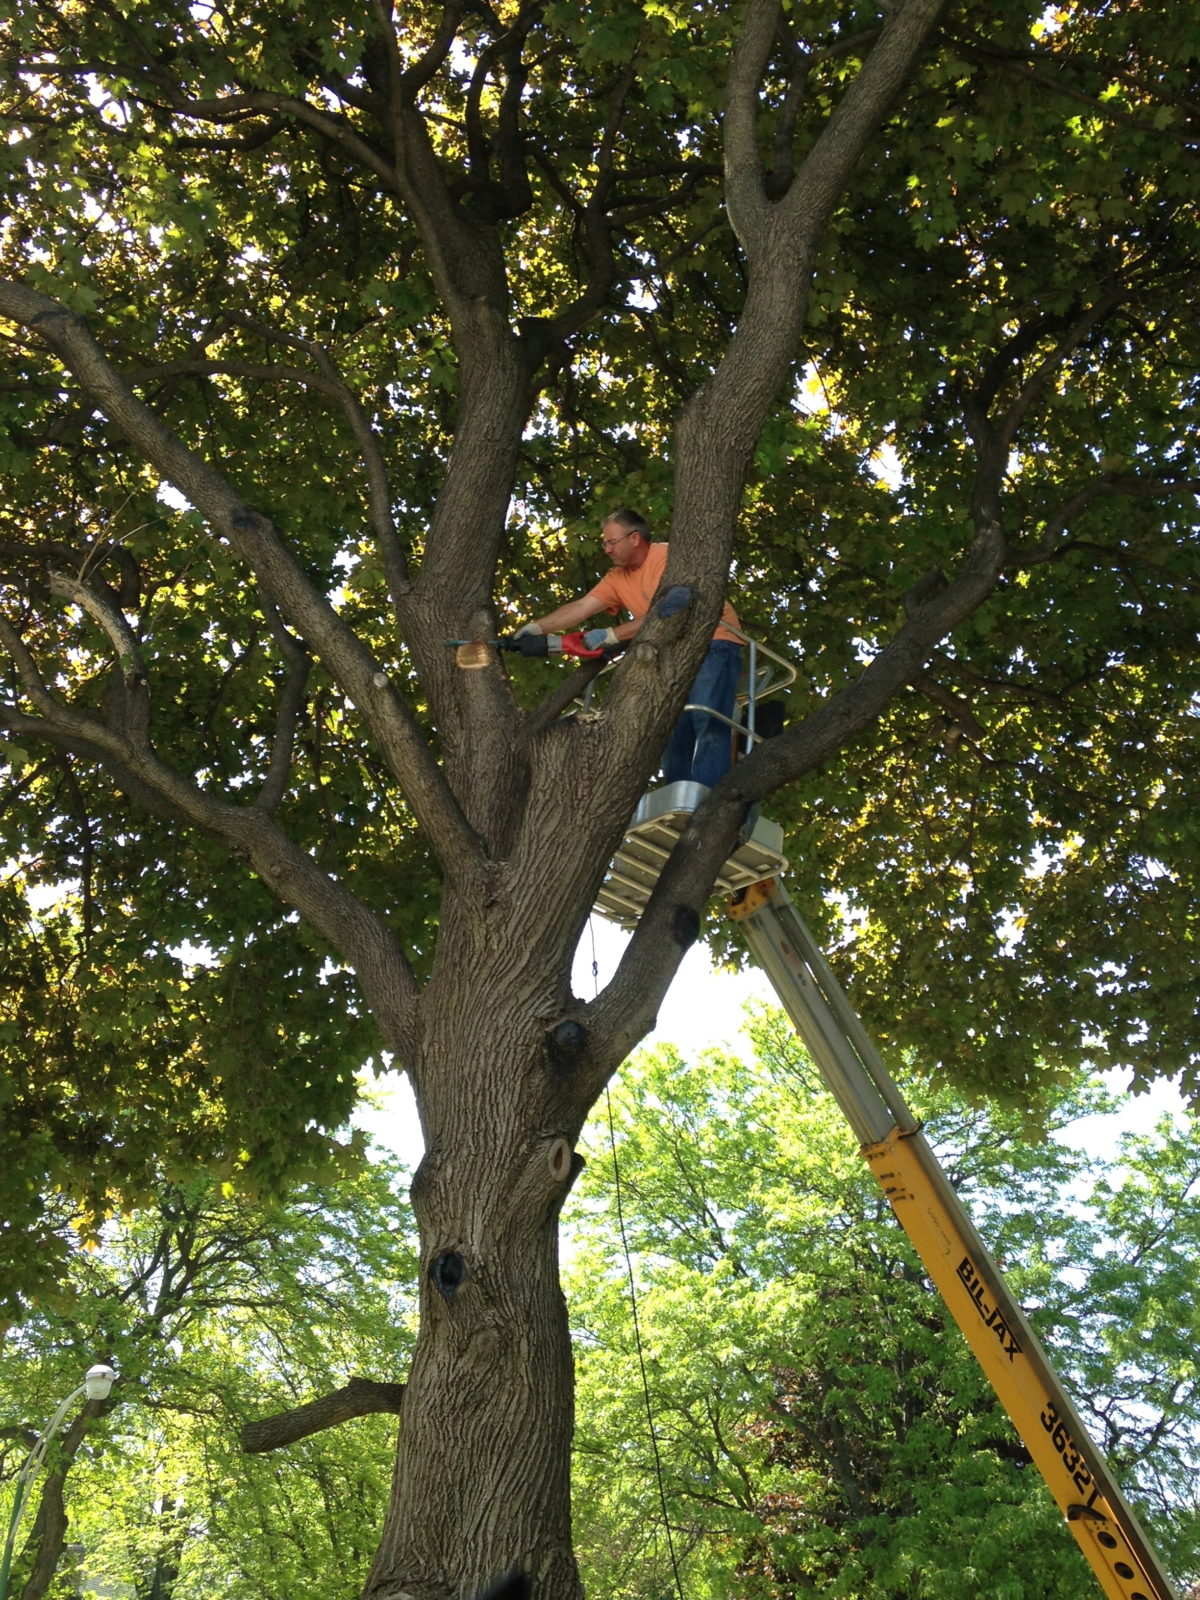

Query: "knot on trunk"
left=656, top=584, right=692, bottom=618
left=545, top=1018, right=588, bottom=1073
left=428, top=1250, right=468, bottom=1300
left=671, top=902, right=700, bottom=949
left=470, top=1575, right=530, bottom=1600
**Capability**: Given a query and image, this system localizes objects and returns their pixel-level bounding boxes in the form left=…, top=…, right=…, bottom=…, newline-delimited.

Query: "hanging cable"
left=604, top=1087, right=685, bottom=1600
left=590, top=918, right=685, bottom=1600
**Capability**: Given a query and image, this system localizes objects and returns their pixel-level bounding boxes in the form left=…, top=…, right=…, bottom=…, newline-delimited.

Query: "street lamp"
left=0, top=1366, right=116, bottom=1600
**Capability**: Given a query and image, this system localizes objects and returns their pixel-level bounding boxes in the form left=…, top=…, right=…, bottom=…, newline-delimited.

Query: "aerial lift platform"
left=592, top=663, right=1178, bottom=1600
left=591, top=625, right=794, bottom=926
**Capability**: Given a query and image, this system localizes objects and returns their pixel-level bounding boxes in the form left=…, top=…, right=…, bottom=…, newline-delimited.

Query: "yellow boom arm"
left=729, top=877, right=1177, bottom=1600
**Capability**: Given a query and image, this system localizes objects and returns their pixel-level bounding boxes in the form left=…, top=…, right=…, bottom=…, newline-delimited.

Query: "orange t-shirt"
left=581, top=543, right=741, bottom=644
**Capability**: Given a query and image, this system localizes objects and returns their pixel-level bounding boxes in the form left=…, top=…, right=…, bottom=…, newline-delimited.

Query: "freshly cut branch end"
left=455, top=639, right=495, bottom=670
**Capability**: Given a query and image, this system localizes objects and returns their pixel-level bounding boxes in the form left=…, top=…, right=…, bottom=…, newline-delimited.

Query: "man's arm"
left=528, top=597, right=601, bottom=634
left=607, top=617, right=642, bottom=643
left=524, top=606, right=643, bottom=648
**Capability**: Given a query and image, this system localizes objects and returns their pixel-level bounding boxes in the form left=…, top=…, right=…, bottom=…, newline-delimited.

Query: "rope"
left=590, top=919, right=686, bottom=1600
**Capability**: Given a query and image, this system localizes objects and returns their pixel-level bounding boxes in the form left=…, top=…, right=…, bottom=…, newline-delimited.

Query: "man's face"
left=600, top=522, right=642, bottom=567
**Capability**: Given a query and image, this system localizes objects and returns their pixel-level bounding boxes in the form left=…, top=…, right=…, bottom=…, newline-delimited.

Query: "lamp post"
left=0, top=1365, right=116, bottom=1600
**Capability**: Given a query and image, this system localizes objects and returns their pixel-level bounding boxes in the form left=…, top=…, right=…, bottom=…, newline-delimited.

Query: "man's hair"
left=601, top=508, right=651, bottom=540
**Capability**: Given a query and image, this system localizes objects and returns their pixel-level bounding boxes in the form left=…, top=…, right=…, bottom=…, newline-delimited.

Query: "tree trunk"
left=18, top=1402, right=105, bottom=1600
left=366, top=920, right=586, bottom=1600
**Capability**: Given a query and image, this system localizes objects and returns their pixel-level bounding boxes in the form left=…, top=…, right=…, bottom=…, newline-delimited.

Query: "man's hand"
left=502, top=631, right=551, bottom=656
left=557, top=632, right=606, bottom=659
left=499, top=631, right=606, bottom=659
left=581, top=627, right=619, bottom=650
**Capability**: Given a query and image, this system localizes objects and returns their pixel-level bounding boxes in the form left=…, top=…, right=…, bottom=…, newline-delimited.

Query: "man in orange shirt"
left=513, top=509, right=743, bottom=789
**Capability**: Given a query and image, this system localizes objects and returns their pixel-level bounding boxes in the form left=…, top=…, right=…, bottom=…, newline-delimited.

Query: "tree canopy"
left=1, top=0, right=1197, bottom=1591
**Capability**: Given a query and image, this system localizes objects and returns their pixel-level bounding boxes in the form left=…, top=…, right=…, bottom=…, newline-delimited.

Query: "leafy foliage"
left=565, top=1008, right=1200, bottom=1597
left=0, top=853, right=380, bottom=1320
left=1, top=0, right=1199, bottom=1587
left=0, top=1147, right=415, bottom=1600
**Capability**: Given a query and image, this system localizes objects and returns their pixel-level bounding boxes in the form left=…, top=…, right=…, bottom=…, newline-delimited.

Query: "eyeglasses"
left=601, top=531, right=634, bottom=551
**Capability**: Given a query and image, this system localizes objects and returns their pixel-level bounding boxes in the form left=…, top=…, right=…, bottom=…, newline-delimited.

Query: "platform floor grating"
left=594, top=781, right=788, bottom=928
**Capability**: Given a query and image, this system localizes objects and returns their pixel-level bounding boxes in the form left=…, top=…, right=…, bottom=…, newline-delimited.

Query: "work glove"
left=656, top=584, right=692, bottom=619
left=557, top=631, right=606, bottom=659
left=581, top=627, right=619, bottom=650
left=512, top=622, right=542, bottom=639
left=501, top=631, right=551, bottom=656
left=500, top=631, right=605, bottom=660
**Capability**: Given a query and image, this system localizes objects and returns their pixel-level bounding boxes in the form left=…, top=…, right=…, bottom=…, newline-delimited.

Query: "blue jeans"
left=662, top=640, right=742, bottom=788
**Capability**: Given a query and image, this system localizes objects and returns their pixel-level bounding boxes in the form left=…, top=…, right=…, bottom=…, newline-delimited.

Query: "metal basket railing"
left=705, top=621, right=797, bottom=751
left=579, top=621, right=796, bottom=752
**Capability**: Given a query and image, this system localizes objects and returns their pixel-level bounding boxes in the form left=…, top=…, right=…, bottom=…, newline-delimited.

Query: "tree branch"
left=142, top=351, right=401, bottom=572
left=240, top=1376, right=406, bottom=1453
left=48, top=571, right=151, bottom=747
left=396, top=1, right=466, bottom=97
left=0, top=281, right=484, bottom=884
left=0, top=535, right=141, bottom=609
left=145, top=83, right=400, bottom=193
left=982, top=286, right=1126, bottom=452
left=911, top=669, right=988, bottom=745
left=192, top=321, right=411, bottom=600
left=525, top=657, right=610, bottom=739
left=678, top=0, right=951, bottom=492
left=0, top=610, right=55, bottom=711
left=0, top=687, right=422, bottom=1053
left=1026, top=472, right=1200, bottom=561
left=722, top=0, right=778, bottom=252
left=256, top=605, right=311, bottom=817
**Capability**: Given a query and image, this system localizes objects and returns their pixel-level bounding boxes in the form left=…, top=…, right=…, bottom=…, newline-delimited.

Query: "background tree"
left=0, top=1152, right=414, bottom=1600
left=7, top=1022, right=1197, bottom=1600
left=1, top=0, right=1197, bottom=1593
left=566, top=1009, right=1200, bottom=1598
